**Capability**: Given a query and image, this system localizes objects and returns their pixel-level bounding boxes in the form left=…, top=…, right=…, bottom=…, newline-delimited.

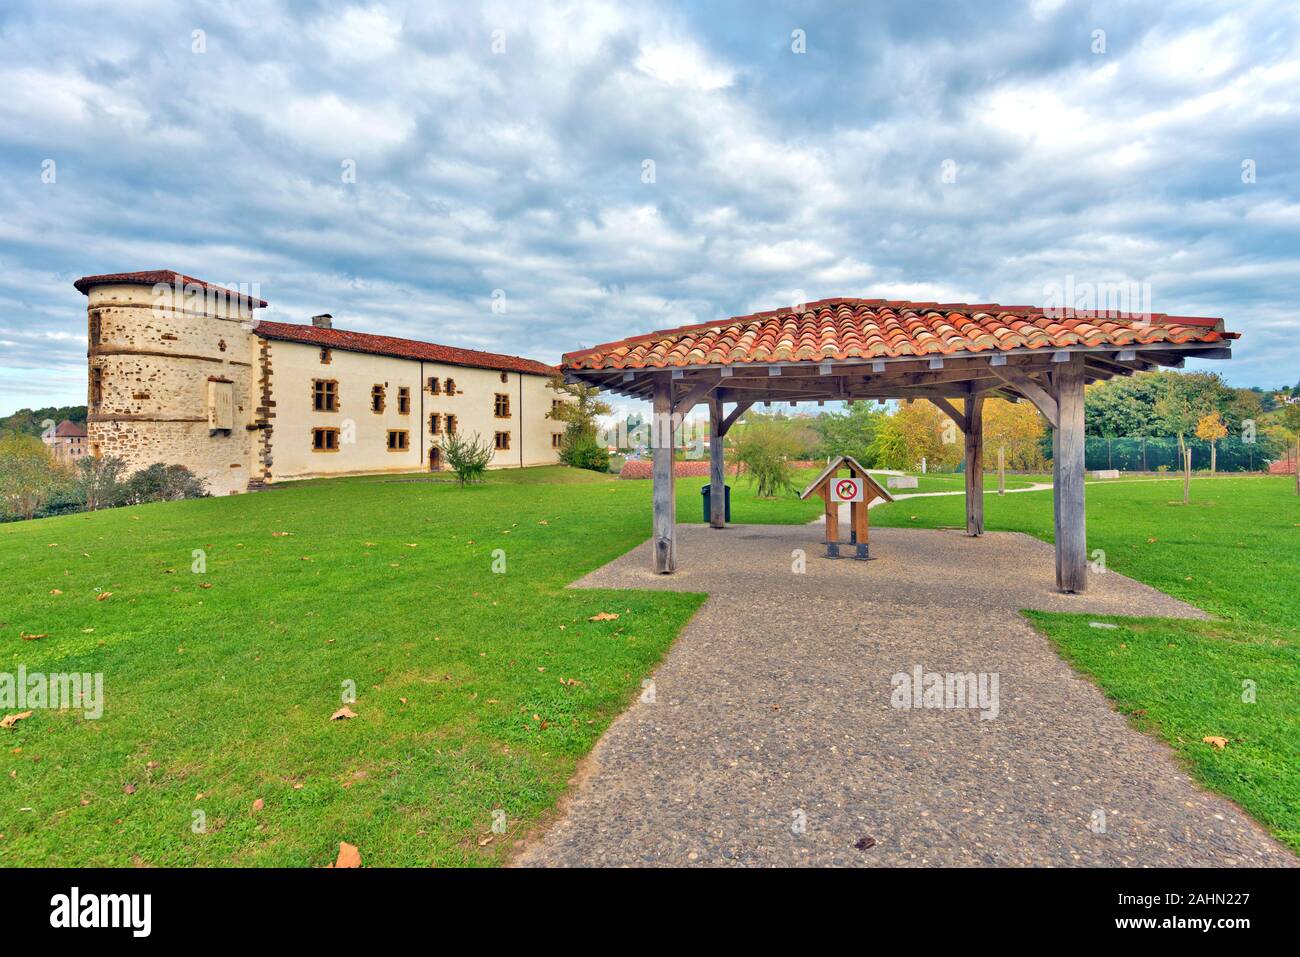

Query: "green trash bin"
left=700, top=484, right=731, bottom=522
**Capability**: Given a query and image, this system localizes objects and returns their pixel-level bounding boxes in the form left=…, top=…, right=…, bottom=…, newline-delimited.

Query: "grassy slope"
left=873, top=477, right=1300, bottom=852
left=0, top=467, right=715, bottom=866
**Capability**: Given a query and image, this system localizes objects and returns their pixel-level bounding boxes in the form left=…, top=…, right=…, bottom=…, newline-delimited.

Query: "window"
left=494, top=431, right=511, bottom=451
left=551, top=432, right=563, bottom=449
left=551, top=399, right=565, bottom=412
left=445, top=414, right=457, bottom=435
left=320, top=348, right=332, bottom=365
left=208, top=380, right=234, bottom=431
left=499, top=371, right=509, bottom=384
left=398, top=386, right=411, bottom=414
left=90, top=366, right=104, bottom=407
left=312, top=427, right=340, bottom=452
left=313, top=379, right=339, bottom=412
left=444, top=378, right=456, bottom=395
left=429, top=413, right=441, bottom=434
left=427, top=377, right=440, bottom=395
left=387, top=430, right=409, bottom=451
left=89, top=310, right=102, bottom=348
left=371, top=384, right=385, bottom=413
left=494, top=393, right=511, bottom=418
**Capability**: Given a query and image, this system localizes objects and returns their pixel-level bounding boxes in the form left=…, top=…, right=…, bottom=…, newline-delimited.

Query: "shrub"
left=439, top=431, right=495, bottom=487
left=730, top=419, right=800, bottom=498
left=561, top=432, right=610, bottom=472
left=73, top=455, right=127, bottom=510
left=120, top=463, right=209, bottom=504
left=0, top=433, right=62, bottom=520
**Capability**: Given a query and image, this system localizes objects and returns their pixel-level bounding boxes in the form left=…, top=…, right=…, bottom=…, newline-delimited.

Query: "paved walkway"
left=516, top=525, right=1295, bottom=867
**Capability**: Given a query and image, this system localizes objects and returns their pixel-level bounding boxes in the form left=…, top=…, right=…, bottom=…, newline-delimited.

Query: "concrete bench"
left=1092, top=469, right=1120, bottom=479
left=886, top=475, right=919, bottom=489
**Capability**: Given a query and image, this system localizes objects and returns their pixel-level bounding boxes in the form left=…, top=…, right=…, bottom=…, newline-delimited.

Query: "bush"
left=120, top=463, right=209, bottom=504
left=730, top=419, right=800, bottom=498
left=73, top=455, right=127, bottom=510
left=0, top=433, right=62, bottom=520
left=439, top=431, right=495, bottom=486
left=561, top=432, right=610, bottom=472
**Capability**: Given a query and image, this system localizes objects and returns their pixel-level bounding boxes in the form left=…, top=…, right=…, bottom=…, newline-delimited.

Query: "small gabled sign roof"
left=799, top=455, right=895, bottom=502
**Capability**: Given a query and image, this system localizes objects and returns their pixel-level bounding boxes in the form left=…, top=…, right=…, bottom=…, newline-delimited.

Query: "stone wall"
left=85, top=282, right=258, bottom=496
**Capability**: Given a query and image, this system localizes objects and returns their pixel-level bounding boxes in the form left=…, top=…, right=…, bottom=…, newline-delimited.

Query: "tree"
left=868, top=401, right=961, bottom=472
left=730, top=419, right=801, bottom=498
left=73, top=455, right=127, bottom=510
left=814, top=402, right=884, bottom=465
left=1195, top=411, right=1229, bottom=474
left=546, top=375, right=612, bottom=471
left=1155, top=372, right=1222, bottom=453
left=983, top=398, right=1048, bottom=471
left=1279, top=403, right=1300, bottom=496
left=438, top=431, right=495, bottom=487
left=0, top=434, right=62, bottom=520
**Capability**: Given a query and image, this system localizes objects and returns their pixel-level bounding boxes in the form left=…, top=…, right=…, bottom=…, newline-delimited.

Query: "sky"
left=1, top=0, right=1298, bottom=416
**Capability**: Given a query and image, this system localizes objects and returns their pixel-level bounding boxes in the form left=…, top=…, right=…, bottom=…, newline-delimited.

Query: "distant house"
left=43, top=420, right=88, bottom=465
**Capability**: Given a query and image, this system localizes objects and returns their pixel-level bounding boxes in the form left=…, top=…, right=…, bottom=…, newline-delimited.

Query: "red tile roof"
left=254, top=320, right=557, bottom=377
left=53, top=420, right=87, bottom=438
left=74, top=270, right=268, bottom=308
left=563, top=298, right=1236, bottom=371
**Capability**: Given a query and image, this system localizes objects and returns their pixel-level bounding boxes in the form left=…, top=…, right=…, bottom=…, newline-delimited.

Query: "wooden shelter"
left=561, top=298, right=1238, bottom=592
left=799, top=455, right=893, bottom=559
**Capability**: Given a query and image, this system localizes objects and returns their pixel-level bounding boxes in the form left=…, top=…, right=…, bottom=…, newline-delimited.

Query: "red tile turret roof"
left=563, top=298, right=1236, bottom=371
left=254, top=320, right=556, bottom=377
left=74, top=270, right=268, bottom=308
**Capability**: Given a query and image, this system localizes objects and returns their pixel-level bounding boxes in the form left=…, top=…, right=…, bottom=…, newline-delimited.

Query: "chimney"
left=311, top=313, right=333, bottom=329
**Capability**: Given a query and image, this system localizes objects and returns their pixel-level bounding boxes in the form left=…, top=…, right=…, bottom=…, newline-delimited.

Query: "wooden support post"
left=652, top=373, right=676, bottom=573
left=1183, top=446, right=1191, bottom=505
left=1052, top=360, right=1087, bottom=592
left=997, top=445, right=1006, bottom=496
left=708, top=395, right=726, bottom=528
left=822, top=486, right=840, bottom=557
left=964, top=395, right=985, bottom=536
left=851, top=498, right=869, bottom=559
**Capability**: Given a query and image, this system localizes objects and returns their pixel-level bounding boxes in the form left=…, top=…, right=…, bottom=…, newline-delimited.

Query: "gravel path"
left=516, top=525, right=1295, bottom=867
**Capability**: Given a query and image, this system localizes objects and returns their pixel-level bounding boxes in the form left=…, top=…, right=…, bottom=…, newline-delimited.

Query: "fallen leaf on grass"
left=272, top=531, right=292, bottom=537
left=477, top=835, right=493, bottom=847
left=199, top=582, right=213, bottom=589
left=0, top=711, right=33, bottom=729
left=328, top=842, right=361, bottom=868
left=537, top=520, right=549, bottom=525
left=330, top=707, right=357, bottom=721
left=251, top=798, right=264, bottom=812
left=96, top=592, right=113, bottom=601
left=122, top=782, right=136, bottom=795
left=588, top=612, right=620, bottom=622
left=1202, top=736, right=1228, bottom=750
left=49, top=589, right=63, bottom=596
left=20, top=633, right=46, bottom=642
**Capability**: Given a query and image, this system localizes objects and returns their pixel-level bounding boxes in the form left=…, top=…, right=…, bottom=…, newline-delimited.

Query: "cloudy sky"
left=1, top=0, right=1297, bottom=415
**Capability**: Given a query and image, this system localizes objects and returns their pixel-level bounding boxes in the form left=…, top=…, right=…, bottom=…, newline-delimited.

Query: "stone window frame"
left=444, top=377, right=456, bottom=395
left=551, top=432, right=563, bottom=449
left=494, top=393, right=511, bottom=418
left=386, top=429, right=410, bottom=452
left=398, top=386, right=411, bottom=415
left=429, top=412, right=442, bottom=434
left=427, top=376, right=441, bottom=395
left=312, top=379, right=339, bottom=412
left=312, top=427, right=340, bottom=452
left=320, top=347, right=332, bottom=365
left=371, top=384, right=386, bottom=414
left=494, top=430, right=511, bottom=451
left=445, top=414, right=458, bottom=435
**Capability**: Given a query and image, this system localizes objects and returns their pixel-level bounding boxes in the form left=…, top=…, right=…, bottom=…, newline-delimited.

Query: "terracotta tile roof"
left=563, top=298, right=1236, bottom=371
left=254, top=320, right=557, bottom=377
left=74, top=270, right=268, bottom=308
left=53, top=420, right=87, bottom=438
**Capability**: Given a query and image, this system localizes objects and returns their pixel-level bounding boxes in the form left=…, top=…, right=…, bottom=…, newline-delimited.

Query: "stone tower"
left=75, top=271, right=267, bottom=496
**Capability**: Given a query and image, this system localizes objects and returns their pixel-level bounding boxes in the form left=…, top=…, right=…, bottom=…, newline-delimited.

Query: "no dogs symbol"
left=832, top=477, right=864, bottom=503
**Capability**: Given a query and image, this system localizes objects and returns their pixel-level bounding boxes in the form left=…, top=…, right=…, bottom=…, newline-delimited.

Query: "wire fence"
left=1083, top=436, right=1280, bottom=472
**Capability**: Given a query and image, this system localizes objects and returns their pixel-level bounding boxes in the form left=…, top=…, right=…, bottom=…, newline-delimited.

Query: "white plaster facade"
left=77, top=272, right=563, bottom=495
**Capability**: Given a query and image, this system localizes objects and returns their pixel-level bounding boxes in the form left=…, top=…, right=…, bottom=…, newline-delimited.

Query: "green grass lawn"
left=0, top=466, right=716, bottom=866
left=3, top=465, right=1295, bottom=863
left=874, top=476, right=1300, bottom=852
